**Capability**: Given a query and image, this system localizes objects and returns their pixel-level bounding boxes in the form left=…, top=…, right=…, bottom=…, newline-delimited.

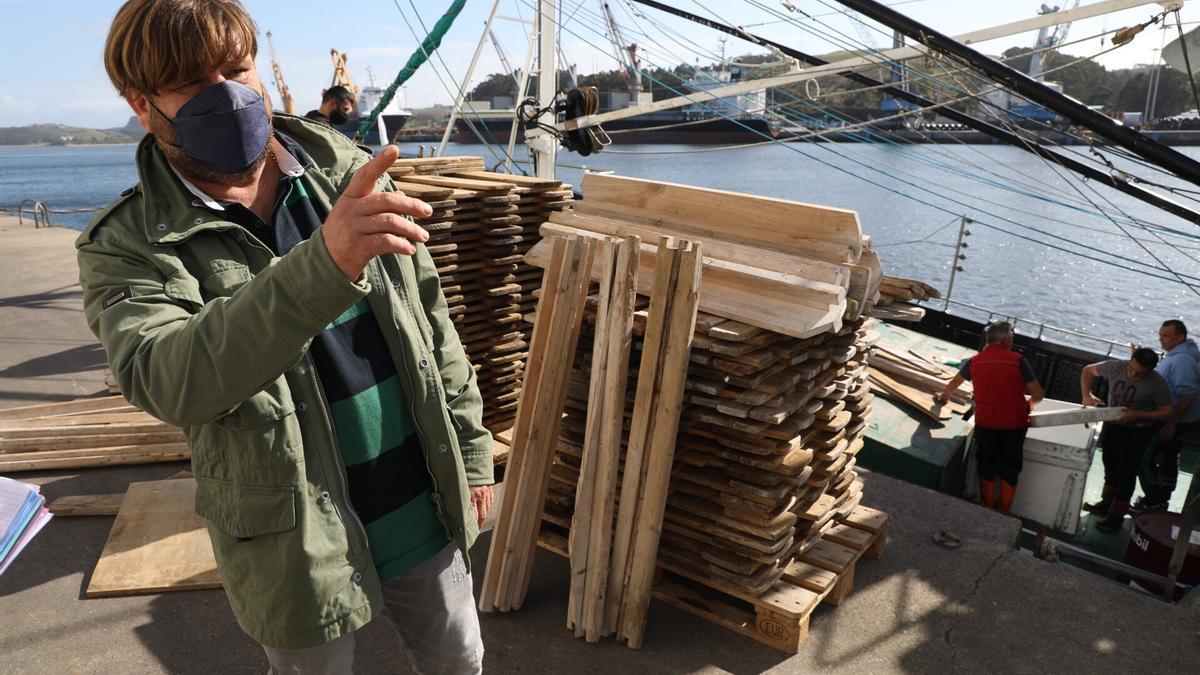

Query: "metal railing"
left=16, top=199, right=52, bottom=228
left=940, top=297, right=1130, bottom=357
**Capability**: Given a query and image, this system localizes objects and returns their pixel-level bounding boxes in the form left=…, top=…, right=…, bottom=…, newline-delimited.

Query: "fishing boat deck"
left=1, top=220, right=1197, bottom=673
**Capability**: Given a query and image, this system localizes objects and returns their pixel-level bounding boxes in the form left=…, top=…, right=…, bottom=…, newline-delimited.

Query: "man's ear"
left=124, top=91, right=153, bottom=133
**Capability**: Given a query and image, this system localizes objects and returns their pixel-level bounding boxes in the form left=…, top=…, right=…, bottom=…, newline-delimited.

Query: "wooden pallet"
left=538, top=504, right=889, bottom=654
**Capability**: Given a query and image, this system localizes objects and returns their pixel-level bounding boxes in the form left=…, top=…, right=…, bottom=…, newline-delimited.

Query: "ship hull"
left=453, top=115, right=775, bottom=145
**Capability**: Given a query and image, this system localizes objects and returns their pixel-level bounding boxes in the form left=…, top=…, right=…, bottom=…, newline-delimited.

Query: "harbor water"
left=3, top=141, right=1198, bottom=350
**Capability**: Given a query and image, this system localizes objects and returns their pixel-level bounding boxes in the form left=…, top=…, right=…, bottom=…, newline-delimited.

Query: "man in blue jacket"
left=1136, top=319, right=1200, bottom=511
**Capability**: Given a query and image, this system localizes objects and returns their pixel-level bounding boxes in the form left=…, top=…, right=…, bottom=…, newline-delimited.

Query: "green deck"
left=860, top=321, right=976, bottom=492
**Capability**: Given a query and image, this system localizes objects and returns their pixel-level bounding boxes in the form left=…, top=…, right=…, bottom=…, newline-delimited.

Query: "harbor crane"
left=266, top=31, right=294, bottom=114
left=1029, top=1, right=1082, bottom=80
left=329, top=48, right=361, bottom=115
left=599, top=0, right=642, bottom=101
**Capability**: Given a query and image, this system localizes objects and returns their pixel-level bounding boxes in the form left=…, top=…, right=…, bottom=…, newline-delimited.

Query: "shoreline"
left=0, top=141, right=140, bottom=148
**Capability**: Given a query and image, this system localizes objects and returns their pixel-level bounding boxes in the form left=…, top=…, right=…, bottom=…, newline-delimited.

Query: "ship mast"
left=531, top=0, right=559, bottom=178
left=266, top=31, right=294, bottom=115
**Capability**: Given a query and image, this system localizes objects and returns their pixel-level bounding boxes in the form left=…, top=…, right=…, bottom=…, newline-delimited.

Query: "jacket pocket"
left=163, top=272, right=204, bottom=311
left=194, top=475, right=297, bottom=539
left=199, top=261, right=252, bottom=300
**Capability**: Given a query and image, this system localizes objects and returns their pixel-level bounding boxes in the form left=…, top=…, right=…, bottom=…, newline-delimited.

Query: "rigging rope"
left=355, top=0, right=467, bottom=143
left=512, top=0, right=1200, bottom=287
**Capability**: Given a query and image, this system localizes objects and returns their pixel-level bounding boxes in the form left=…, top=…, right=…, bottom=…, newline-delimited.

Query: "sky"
left=2, top=0, right=1199, bottom=128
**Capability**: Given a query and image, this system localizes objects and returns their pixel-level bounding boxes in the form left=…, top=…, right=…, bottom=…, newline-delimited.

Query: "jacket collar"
left=138, top=121, right=313, bottom=245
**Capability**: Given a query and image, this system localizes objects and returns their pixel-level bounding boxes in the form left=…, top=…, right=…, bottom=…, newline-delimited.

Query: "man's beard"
left=149, top=89, right=274, bottom=187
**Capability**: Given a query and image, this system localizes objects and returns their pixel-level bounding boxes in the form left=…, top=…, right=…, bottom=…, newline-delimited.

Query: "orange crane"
left=329, top=49, right=360, bottom=117
left=329, top=49, right=360, bottom=96
left=266, top=31, right=294, bottom=114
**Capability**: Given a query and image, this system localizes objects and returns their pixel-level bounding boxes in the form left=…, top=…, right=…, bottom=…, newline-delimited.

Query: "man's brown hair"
left=104, top=0, right=258, bottom=96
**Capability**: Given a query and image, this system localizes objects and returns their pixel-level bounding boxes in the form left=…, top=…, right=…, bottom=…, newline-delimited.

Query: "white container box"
left=1010, top=399, right=1099, bottom=534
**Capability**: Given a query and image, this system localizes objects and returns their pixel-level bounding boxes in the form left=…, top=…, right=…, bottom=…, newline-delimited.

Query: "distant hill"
left=0, top=117, right=144, bottom=145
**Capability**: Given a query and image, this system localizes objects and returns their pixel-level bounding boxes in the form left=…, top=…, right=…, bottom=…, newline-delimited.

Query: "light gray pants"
left=262, top=543, right=484, bottom=675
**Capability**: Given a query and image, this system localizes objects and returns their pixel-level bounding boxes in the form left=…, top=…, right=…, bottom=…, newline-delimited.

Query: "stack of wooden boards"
left=557, top=172, right=885, bottom=336
left=0, top=396, right=187, bottom=473
left=876, top=275, right=941, bottom=305
left=869, top=275, right=941, bottom=322
left=548, top=310, right=879, bottom=629
left=483, top=176, right=892, bottom=654
left=867, top=342, right=971, bottom=421
left=385, top=157, right=574, bottom=438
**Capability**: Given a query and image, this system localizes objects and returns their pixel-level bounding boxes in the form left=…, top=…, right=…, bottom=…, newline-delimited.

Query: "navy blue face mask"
left=152, top=80, right=271, bottom=174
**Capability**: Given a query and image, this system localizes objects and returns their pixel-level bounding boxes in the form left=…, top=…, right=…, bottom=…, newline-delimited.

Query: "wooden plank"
left=48, top=493, right=125, bottom=516
left=605, top=237, right=679, bottom=635
left=580, top=173, right=863, bottom=262
left=581, top=235, right=639, bottom=641
left=506, top=237, right=596, bottom=611
left=1028, top=406, right=1123, bottom=427
left=0, top=430, right=185, bottom=453
left=403, top=174, right=516, bottom=191
left=481, top=234, right=596, bottom=612
left=479, top=237, right=568, bottom=613
left=620, top=240, right=703, bottom=649
left=569, top=238, right=619, bottom=636
left=0, top=443, right=191, bottom=472
left=867, top=368, right=953, bottom=421
left=0, top=396, right=130, bottom=421
left=839, top=504, right=889, bottom=534
left=552, top=209, right=849, bottom=288
left=797, top=539, right=859, bottom=575
left=85, top=479, right=221, bottom=597
left=452, top=170, right=563, bottom=189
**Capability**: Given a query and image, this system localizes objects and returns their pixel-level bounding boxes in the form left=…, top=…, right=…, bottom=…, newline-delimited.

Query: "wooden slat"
left=85, top=479, right=221, bottom=597
left=580, top=173, right=863, bottom=262
left=0, top=430, right=185, bottom=453
left=0, top=396, right=130, bottom=421
left=0, top=443, right=191, bottom=472
left=568, top=238, right=620, bottom=636
left=605, top=237, right=679, bottom=635
left=620, top=239, right=703, bottom=649
left=48, top=493, right=125, bottom=516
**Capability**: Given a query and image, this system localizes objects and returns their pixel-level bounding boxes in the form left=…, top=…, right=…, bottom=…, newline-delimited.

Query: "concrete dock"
left=1, top=220, right=1197, bottom=674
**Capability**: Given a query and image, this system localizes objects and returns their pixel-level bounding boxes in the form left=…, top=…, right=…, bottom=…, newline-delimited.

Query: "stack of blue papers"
left=0, top=476, right=52, bottom=575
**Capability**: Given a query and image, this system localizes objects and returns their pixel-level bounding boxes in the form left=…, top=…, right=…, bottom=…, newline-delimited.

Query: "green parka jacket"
left=75, top=115, right=494, bottom=649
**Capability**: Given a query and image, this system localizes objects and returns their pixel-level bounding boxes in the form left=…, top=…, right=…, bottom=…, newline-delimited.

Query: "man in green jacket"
left=78, top=1, right=493, bottom=672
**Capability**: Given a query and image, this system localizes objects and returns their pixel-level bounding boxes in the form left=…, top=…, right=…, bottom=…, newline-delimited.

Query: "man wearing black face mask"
left=77, top=1, right=493, bottom=673
left=305, top=85, right=356, bottom=127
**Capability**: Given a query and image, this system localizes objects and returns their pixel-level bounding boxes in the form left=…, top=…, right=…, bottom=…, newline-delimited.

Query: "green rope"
left=354, top=0, right=467, bottom=143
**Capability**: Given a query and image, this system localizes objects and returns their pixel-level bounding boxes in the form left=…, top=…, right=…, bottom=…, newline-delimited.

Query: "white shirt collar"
left=170, top=142, right=306, bottom=212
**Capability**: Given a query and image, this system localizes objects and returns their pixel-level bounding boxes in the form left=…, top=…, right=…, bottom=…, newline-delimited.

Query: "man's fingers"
left=370, top=232, right=417, bottom=257
left=354, top=191, right=433, bottom=219
left=359, top=213, right=430, bottom=243
left=344, top=145, right=400, bottom=199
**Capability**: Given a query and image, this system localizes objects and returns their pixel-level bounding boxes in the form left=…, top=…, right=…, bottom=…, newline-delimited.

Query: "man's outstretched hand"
left=322, top=145, right=433, bottom=280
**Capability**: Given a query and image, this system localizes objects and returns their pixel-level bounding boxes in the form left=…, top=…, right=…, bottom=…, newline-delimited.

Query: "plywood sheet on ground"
left=85, top=478, right=220, bottom=597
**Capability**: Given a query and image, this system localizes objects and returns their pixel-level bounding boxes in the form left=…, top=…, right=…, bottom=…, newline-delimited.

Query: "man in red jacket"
left=939, top=321, right=1044, bottom=512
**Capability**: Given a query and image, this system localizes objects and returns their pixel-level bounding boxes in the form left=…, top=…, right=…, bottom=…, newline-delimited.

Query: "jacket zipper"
left=372, top=260, right=455, bottom=542
left=306, top=354, right=370, bottom=549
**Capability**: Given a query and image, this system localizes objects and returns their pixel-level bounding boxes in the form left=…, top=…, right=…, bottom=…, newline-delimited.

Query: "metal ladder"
left=16, top=199, right=52, bottom=228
